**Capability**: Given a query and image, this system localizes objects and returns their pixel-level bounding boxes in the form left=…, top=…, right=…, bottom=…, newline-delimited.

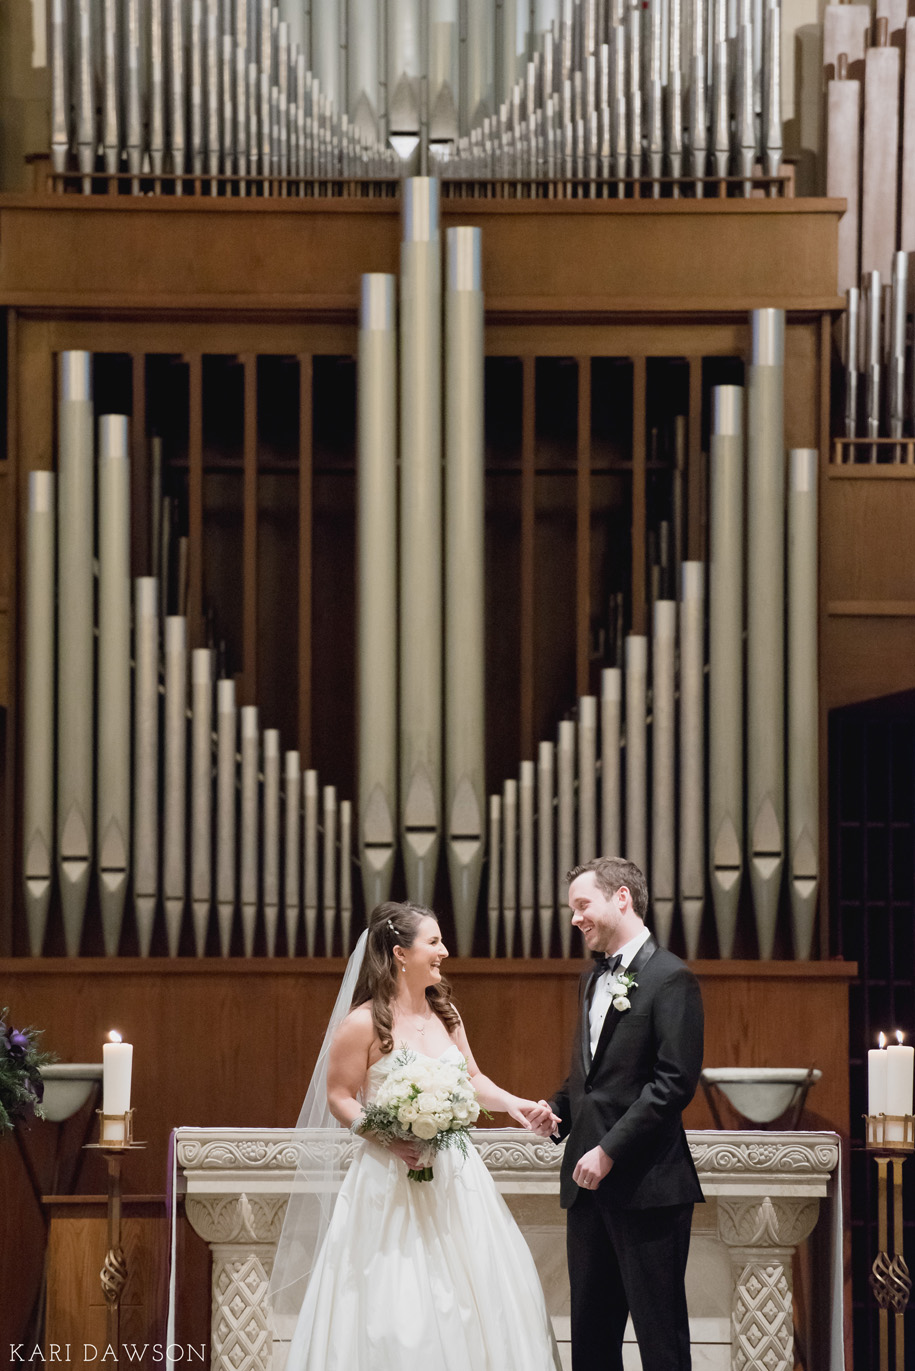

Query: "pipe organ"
left=46, top=0, right=786, bottom=198
left=21, top=191, right=818, bottom=961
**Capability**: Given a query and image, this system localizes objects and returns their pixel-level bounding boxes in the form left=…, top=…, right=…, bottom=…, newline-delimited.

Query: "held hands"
left=510, top=1098, right=562, bottom=1133
left=389, top=1136, right=426, bottom=1169
left=572, top=1144, right=614, bottom=1190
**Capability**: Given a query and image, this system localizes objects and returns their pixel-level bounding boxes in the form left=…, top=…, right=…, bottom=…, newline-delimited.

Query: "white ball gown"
left=283, top=1044, right=561, bottom=1371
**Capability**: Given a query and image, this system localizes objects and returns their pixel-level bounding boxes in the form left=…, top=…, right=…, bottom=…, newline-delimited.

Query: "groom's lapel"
left=580, top=967, right=598, bottom=1076
left=585, top=934, right=659, bottom=1084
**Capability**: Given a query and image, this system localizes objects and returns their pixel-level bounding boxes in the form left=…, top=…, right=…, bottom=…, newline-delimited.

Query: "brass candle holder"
left=865, top=1114, right=914, bottom=1371
left=84, top=1110, right=145, bottom=1368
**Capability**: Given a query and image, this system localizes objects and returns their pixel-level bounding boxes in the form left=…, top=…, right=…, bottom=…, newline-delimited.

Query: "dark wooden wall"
left=1, top=957, right=855, bottom=1348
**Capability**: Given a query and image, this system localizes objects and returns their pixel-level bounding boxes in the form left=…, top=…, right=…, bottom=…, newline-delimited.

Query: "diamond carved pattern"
left=211, top=1251, right=272, bottom=1371
left=732, top=1260, right=792, bottom=1371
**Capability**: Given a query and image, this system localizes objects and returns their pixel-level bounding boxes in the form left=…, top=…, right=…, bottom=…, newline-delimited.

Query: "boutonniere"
left=606, top=971, right=638, bottom=1013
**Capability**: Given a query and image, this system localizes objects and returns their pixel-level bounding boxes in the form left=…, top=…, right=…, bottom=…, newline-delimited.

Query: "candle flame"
left=108, top=1030, right=122, bottom=1044
left=879, top=1032, right=887, bottom=1049
left=897, top=1030, right=906, bottom=1046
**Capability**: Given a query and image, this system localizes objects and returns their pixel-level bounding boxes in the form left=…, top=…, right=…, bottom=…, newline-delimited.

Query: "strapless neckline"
left=367, top=1044, right=466, bottom=1077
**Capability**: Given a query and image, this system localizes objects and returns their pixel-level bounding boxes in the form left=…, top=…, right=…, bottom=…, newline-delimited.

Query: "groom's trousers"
left=566, top=1190, right=693, bottom=1371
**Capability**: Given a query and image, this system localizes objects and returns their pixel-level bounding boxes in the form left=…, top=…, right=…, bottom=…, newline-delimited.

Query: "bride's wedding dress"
left=283, top=1044, right=561, bottom=1371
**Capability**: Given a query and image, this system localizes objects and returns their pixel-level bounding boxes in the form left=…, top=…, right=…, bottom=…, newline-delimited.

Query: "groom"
left=536, top=857, right=704, bottom=1371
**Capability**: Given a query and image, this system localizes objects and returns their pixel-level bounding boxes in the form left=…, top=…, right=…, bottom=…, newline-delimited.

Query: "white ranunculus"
left=612, top=995, right=631, bottom=1012
left=398, top=1102, right=419, bottom=1124
left=412, top=1114, right=440, bottom=1141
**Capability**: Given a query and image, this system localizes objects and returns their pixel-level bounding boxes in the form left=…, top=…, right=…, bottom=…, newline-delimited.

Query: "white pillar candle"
left=102, top=1031, right=133, bottom=1143
left=886, top=1032, right=914, bottom=1141
left=868, top=1033, right=887, bottom=1117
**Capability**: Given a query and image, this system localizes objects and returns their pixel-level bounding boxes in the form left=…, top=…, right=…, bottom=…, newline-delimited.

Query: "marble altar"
left=173, top=1128, right=841, bottom=1371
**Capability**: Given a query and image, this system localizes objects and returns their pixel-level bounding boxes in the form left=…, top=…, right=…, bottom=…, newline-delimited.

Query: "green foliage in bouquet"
left=0, top=1008, right=55, bottom=1135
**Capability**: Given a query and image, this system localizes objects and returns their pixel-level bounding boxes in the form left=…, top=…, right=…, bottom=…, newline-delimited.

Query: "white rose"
left=398, top=1102, right=419, bottom=1124
left=612, top=994, right=631, bottom=1012
left=451, top=1101, right=470, bottom=1123
left=468, top=1101, right=480, bottom=1122
left=412, top=1115, right=440, bottom=1141
left=415, top=1091, right=439, bottom=1114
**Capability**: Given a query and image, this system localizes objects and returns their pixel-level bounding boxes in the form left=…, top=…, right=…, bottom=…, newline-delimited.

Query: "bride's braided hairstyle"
left=350, top=901, right=460, bottom=1054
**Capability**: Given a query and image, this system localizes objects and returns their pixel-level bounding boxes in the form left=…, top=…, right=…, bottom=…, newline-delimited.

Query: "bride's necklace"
left=399, top=1000, right=433, bottom=1037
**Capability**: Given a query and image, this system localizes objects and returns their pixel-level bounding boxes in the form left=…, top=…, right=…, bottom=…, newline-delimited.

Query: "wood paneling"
left=0, top=197, right=843, bottom=315
left=0, top=960, right=854, bottom=1349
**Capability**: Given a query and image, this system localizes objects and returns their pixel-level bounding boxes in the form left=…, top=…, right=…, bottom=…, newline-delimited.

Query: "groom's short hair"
left=567, top=857, right=648, bottom=920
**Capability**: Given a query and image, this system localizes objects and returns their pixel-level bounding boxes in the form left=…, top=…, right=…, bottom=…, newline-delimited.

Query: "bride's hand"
left=509, top=1099, right=561, bottom=1134
left=389, top=1137, right=425, bottom=1168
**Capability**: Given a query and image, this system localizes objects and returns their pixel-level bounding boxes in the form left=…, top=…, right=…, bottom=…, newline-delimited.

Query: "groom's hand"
left=513, top=1099, right=562, bottom=1134
left=573, top=1144, right=614, bottom=1190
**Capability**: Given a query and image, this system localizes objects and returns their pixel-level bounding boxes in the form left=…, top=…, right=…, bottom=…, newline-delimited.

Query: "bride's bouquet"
left=357, top=1047, right=484, bottom=1181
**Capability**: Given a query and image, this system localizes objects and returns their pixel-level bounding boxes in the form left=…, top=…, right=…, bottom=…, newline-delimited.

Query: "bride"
left=269, top=900, right=562, bottom=1371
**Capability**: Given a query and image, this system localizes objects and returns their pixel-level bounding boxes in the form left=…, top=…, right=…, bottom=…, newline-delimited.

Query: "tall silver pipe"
left=191, top=648, right=213, bottom=957
left=747, top=309, right=785, bottom=958
left=323, top=785, right=338, bottom=954
left=787, top=450, right=819, bottom=960
left=284, top=751, right=301, bottom=955
left=708, top=386, right=744, bottom=957
left=97, top=419, right=132, bottom=957
left=133, top=579, right=160, bottom=957
left=340, top=799, right=354, bottom=952
left=601, top=667, right=622, bottom=855
left=150, top=0, right=166, bottom=175
left=216, top=679, right=237, bottom=957
left=466, top=0, right=496, bottom=130
left=206, top=0, right=221, bottom=176
left=190, top=0, right=205, bottom=174
left=389, top=0, right=422, bottom=144
left=865, top=270, right=882, bottom=453
left=557, top=719, right=576, bottom=956
left=651, top=601, right=676, bottom=947
left=678, top=562, right=705, bottom=958
left=50, top=0, right=68, bottom=174
left=445, top=227, right=486, bottom=954
left=313, top=0, right=342, bottom=108
left=102, top=0, right=120, bottom=175
left=578, top=696, right=598, bottom=862
left=24, top=473, right=56, bottom=955
left=303, top=769, right=319, bottom=955
left=502, top=777, right=519, bottom=955
left=171, top=0, right=187, bottom=178
left=348, top=0, right=380, bottom=139
left=538, top=740, right=555, bottom=957
left=235, top=0, right=248, bottom=178
left=240, top=706, right=260, bottom=957
left=162, top=616, right=189, bottom=957
left=57, top=353, right=94, bottom=956
left=75, top=0, right=94, bottom=180
left=889, top=252, right=908, bottom=442
left=487, top=794, right=502, bottom=957
left=761, top=0, right=780, bottom=178
left=518, top=760, right=536, bottom=957
left=400, top=179, right=442, bottom=904
left=624, top=635, right=648, bottom=876
left=844, top=288, right=859, bottom=441
left=827, top=66, right=860, bottom=296
left=263, top=731, right=281, bottom=957
left=126, top=0, right=142, bottom=179
left=357, top=276, right=398, bottom=910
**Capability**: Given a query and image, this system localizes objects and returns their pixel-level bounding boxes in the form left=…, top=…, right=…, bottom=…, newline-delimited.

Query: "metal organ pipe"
left=303, top=768, right=319, bottom=954
left=216, top=679, right=238, bottom=957
left=651, top=601, right=677, bottom=948
left=284, top=751, right=302, bottom=955
left=399, top=178, right=442, bottom=905
left=600, top=667, right=622, bottom=856
left=518, top=760, right=536, bottom=957
left=57, top=353, right=94, bottom=956
left=445, top=226, right=486, bottom=955
left=502, top=777, right=519, bottom=955
left=163, top=617, right=188, bottom=956
left=708, top=385, right=744, bottom=957
left=323, top=785, right=338, bottom=954
left=577, top=696, right=598, bottom=864
left=624, top=635, right=648, bottom=878
left=747, top=308, right=785, bottom=958
left=134, top=579, right=160, bottom=957
left=538, top=741, right=556, bottom=957
left=358, top=274, right=398, bottom=912
left=787, top=450, right=819, bottom=960
left=97, top=418, right=132, bottom=957
left=556, top=719, right=576, bottom=956
left=241, top=706, right=260, bottom=957
left=24, top=473, right=56, bottom=955
left=261, top=730, right=280, bottom=957
left=191, top=648, right=213, bottom=956
left=678, top=562, right=705, bottom=959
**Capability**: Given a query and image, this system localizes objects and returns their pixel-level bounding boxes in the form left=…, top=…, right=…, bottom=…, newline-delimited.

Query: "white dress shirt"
left=589, top=923, right=651, bottom=1057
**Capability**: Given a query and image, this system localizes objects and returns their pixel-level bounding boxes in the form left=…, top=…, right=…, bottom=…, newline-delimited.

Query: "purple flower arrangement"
left=0, top=1009, right=54, bottom=1134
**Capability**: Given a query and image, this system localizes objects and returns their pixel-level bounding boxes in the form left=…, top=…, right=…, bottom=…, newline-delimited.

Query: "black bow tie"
left=594, top=953, right=622, bottom=978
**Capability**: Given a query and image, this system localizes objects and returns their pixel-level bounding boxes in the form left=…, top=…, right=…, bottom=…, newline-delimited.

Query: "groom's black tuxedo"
left=550, top=932, right=704, bottom=1371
